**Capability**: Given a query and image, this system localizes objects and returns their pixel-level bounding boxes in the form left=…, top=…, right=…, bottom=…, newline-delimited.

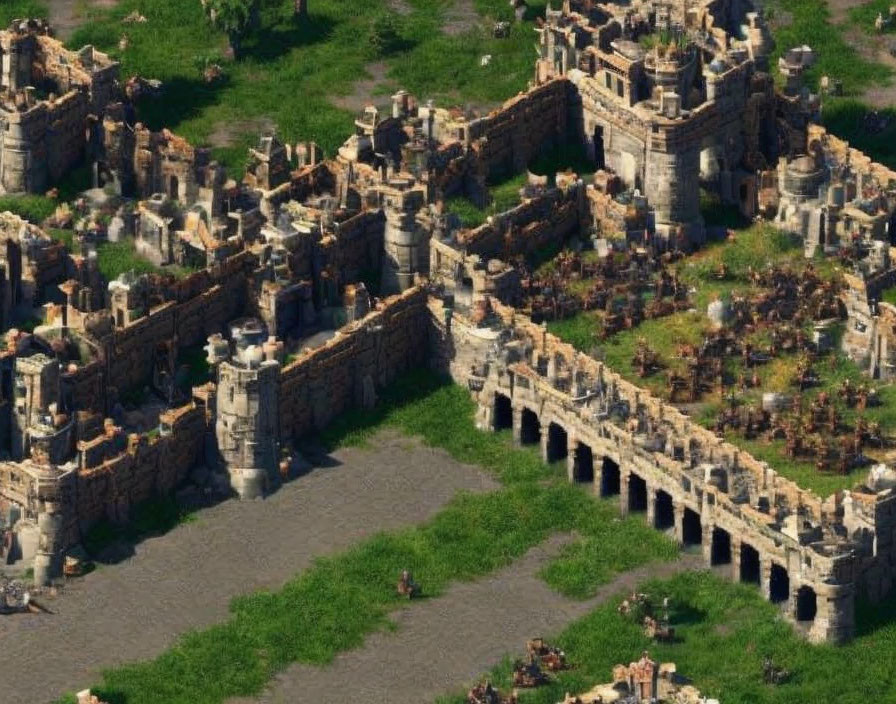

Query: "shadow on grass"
left=134, top=75, right=232, bottom=134
left=241, top=15, right=338, bottom=63
left=854, top=590, right=896, bottom=638
left=317, top=369, right=453, bottom=451
left=822, top=99, right=896, bottom=170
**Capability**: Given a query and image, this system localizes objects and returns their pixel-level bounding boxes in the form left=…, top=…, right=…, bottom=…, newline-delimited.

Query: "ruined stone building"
left=0, top=19, right=118, bottom=194
left=560, top=651, right=719, bottom=703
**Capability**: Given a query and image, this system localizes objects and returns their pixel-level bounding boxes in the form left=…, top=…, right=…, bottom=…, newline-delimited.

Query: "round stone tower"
left=212, top=331, right=281, bottom=500
left=381, top=177, right=429, bottom=294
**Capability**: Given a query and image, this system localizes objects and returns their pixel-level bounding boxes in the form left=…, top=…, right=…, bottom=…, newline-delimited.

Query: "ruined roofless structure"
left=0, top=0, right=894, bottom=649
left=0, top=18, right=119, bottom=194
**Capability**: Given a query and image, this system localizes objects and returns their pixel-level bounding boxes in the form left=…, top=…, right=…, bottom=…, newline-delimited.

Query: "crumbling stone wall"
left=70, top=404, right=204, bottom=536
left=319, top=210, right=385, bottom=288
left=89, top=252, right=254, bottom=398
left=0, top=23, right=119, bottom=193
left=457, top=182, right=588, bottom=259
left=428, top=296, right=882, bottom=643
left=62, top=361, right=105, bottom=417
left=467, top=80, right=570, bottom=179
left=278, top=287, right=428, bottom=438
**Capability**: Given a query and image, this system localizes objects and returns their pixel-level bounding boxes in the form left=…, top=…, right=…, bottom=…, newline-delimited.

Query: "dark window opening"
left=574, top=443, right=594, bottom=483
left=601, top=456, right=620, bottom=497
left=796, top=585, right=817, bottom=621
left=711, top=527, right=732, bottom=565
left=493, top=393, right=512, bottom=431
left=547, top=422, right=568, bottom=463
left=683, top=507, right=702, bottom=545
left=628, top=473, right=647, bottom=513
left=770, top=563, right=789, bottom=604
left=740, top=543, right=760, bottom=584
left=520, top=408, right=540, bottom=445
left=655, top=490, right=674, bottom=530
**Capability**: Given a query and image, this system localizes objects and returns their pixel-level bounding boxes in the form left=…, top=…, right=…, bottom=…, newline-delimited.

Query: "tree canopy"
left=201, top=0, right=260, bottom=59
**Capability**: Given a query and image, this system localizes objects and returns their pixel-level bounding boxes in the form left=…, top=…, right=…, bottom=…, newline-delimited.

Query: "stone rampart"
left=278, top=286, right=429, bottom=438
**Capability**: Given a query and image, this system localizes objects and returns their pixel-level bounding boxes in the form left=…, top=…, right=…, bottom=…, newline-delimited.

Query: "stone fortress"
left=0, top=0, right=896, bottom=647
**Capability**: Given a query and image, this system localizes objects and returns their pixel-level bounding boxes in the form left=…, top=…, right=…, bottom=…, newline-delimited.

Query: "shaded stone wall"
left=278, top=287, right=429, bottom=439
left=468, top=80, right=570, bottom=179
left=62, top=360, right=105, bottom=417
left=457, top=183, right=587, bottom=260
left=322, top=210, right=385, bottom=288
left=92, top=252, right=255, bottom=400
left=70, top=404, right=204, bottom=537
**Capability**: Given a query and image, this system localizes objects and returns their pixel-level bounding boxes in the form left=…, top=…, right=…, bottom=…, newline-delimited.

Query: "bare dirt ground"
left=228, top=545, right=703, bottom=704
left=46, top=0, right=118, bottom=40
left=329, top=61, right=393, bottom=114
left=389, top=0, right=414, bottom=15
left=828, top=0, right=867, bottom=24
left=208, top=116, right=277, bottom=149
left=443, top=0, right=481, bottom=36
left=0, top=431, right=499, bottom=704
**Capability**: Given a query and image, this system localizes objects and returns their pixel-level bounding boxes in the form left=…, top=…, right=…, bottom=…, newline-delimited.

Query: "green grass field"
left=57, top=371, right=676, bottom=704
left=64, top=0, right=541, bottom=173
left=438, top=569, right=896, bottom=704
left=0, top=0, right=48, bottom=25
left=544, top=220, right=890, bottom=496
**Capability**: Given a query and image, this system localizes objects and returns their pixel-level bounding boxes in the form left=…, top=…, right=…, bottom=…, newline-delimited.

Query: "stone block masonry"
left=427, top=296, right=890, bottom=643
left=468, top=80, right=571, bottom=179
left=278, top=287, right=429, bottom=438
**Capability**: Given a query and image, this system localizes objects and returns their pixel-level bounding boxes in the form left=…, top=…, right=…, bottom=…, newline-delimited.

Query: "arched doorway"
left=770, top=563, right=789, bottom=604
left=628, top=473, right=647, bottom=513
left=739, top=543, right=760, bottom=584
left=683, top=508, right=702, bottom=545
left=654, top=490, right=674, bottom=530
left=796, top=585, right=817, bottom=621
left=711, top=527, right=731, bottom=565
left=520, top=408, right=540, bottom=445
left=574, top=443, right=594, bottom=483
left=600, top=456, right=620, bottom=497
left=547, top=422, right=568, bottom=463
left=493, top=393, right=512, bottom=431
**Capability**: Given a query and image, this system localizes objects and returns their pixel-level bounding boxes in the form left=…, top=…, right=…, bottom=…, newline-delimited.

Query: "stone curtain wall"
left=62, top=360, right=105, bottom=416
left=322, top=210, right=386, bottom=287
left=278, top=287, right=429, bottom=439
left=468, top=79, right=571, bottom=179
left=807, top=124, right=896, bottom=188
left=456, top=185, right=587, bottom=259
left=45, top=91, right=90, bottom=184
left=70, top=405, right=204, bottom=538
left=99, top=252, right=254, bottom=396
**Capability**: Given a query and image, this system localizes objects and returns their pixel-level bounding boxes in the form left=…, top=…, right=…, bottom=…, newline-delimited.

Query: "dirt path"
left=329, top=61, right=392, bottom=114
left=46, top=0, right=118, bottom=40
left=827, top=0, right=866, bottom=25
left=228, top=543, right=704, bottom=704
left=0, top=431, right=499, bottom=704
left=444, top=0, right=481, bottom=36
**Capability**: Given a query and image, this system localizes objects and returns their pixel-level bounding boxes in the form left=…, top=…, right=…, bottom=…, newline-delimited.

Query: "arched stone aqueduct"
left=476, top=371, right=854, bottom=643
